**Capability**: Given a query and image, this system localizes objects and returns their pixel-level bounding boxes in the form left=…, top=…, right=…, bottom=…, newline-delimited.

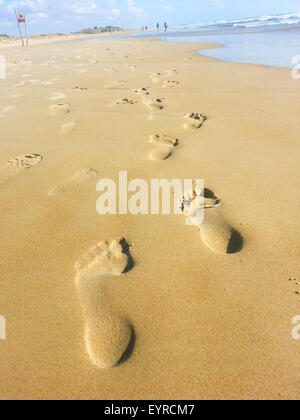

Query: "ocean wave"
left=176, top=12, right=300, bottom=31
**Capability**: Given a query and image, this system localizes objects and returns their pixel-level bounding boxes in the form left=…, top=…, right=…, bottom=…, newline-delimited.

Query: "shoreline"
left=0, top=35, right=299, bottom=400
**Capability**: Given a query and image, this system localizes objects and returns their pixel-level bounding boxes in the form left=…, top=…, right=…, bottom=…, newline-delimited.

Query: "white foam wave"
left=176, top=12, right=300, bottom=31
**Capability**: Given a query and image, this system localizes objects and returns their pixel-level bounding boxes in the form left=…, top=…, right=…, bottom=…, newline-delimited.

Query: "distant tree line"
left=73, top=26, right=122, bottom=35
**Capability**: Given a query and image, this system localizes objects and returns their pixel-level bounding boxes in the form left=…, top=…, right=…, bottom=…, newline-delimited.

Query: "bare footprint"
left=48, top=169, right=97, bottom=196
left=115, top=98, right=137, bottom=105
left=133, top=87, right=150, bottom=96
left=51, top=92, right=66, bottom=101
left=73, top=86, right=88, bottom=91
left=184, top=57, right=192, bottom=66
left=49, top=103, right=70, bottom=115
left=142, top=97, right=164, bottom=111
left=150, top=134, right=178, bottom=147
left=75, top=238, right=134, bottom=369
left=150, top=72, right=161, bottom=83
left=164, top=69, right=178, bottom=77
left=126, top=64, right=137, bottom=70
left=184, top=113, right=207, bottom=129
left=0, top=154, right=42, bottom=186
left=181, top=188, right=243, bottom=254
left=149, top=146, right=173, bottom=161
left=163, top=80, right=179, bottom=88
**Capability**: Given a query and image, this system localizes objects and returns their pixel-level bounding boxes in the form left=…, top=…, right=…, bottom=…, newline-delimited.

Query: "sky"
left=0, top=0, right=299, bottom=35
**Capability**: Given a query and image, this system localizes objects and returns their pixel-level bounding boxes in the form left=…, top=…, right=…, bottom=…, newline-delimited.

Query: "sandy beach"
left=0, top=34, right=299, bottom=400
left=0, top=31, right=137, bottom=51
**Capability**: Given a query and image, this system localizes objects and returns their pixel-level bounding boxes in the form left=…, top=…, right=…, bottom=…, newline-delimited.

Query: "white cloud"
left=128, top=0, right=143, bottom=16
left=0, top=0, right=124, bottom=34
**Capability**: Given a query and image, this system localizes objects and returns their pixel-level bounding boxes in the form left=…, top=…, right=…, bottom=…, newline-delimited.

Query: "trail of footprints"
left=2, top=58, right=243, bottom=370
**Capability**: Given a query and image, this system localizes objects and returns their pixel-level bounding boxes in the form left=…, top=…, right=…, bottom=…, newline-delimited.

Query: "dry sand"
left=0, top=35, right=299, bottom=400
left=0, top=31, right=134, bottom=51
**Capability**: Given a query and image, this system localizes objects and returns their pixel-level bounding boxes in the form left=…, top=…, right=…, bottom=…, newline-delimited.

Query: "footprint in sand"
left=181, top=188, right=243, bottom=254
left=163, top=80, right=179, bottom=88
left=149, top=146, right=173, bottom=161
left=150, top=72, right=162, bottom=83
left=115, top=98, right=138, bottom=105
left=49, top=103, right=70, bottom=115
left=133, top=87, right=150, bottom=96
left=73, top=86, right=88, bottom=91
left=184, top=113, right=207, bottom=129
left=75, top=238, right=135, bottom=369
left=51, top=92, right=66, bottom=101
left=165, top=69, right=178, bottom=77
left=149, top=134, right=178, bottom=161
left=149, top=134, right=178, bottom=147
left=126, top=64, right=137, bottom=70
left=48, top=169, right=97, bottom=196
left=0, top=154, right=42, bottom=186
left=151, top=70, right=178, bottom=84
left=142, top=97, right=164, bottom=111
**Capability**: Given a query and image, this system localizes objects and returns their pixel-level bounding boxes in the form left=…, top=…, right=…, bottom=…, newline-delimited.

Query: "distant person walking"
left=157, top=22, right=160, bottom=31
left=164, top=22, right=168, bottom=32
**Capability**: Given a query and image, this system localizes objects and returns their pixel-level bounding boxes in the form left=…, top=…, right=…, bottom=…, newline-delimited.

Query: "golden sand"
left=0, top=35, right=299, bottom=400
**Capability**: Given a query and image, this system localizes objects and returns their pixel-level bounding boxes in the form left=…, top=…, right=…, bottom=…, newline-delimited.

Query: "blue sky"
left=0, top=0, right=299, bottom=35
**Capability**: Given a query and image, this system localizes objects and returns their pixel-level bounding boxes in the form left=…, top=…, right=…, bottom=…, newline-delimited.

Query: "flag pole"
left=24, top=15, right=29, bottom=46
left=15, top=10, right=25, bottom=47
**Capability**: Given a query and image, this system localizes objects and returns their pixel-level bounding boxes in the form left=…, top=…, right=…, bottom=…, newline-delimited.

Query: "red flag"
left=16, top=12, right=26, bottom=23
